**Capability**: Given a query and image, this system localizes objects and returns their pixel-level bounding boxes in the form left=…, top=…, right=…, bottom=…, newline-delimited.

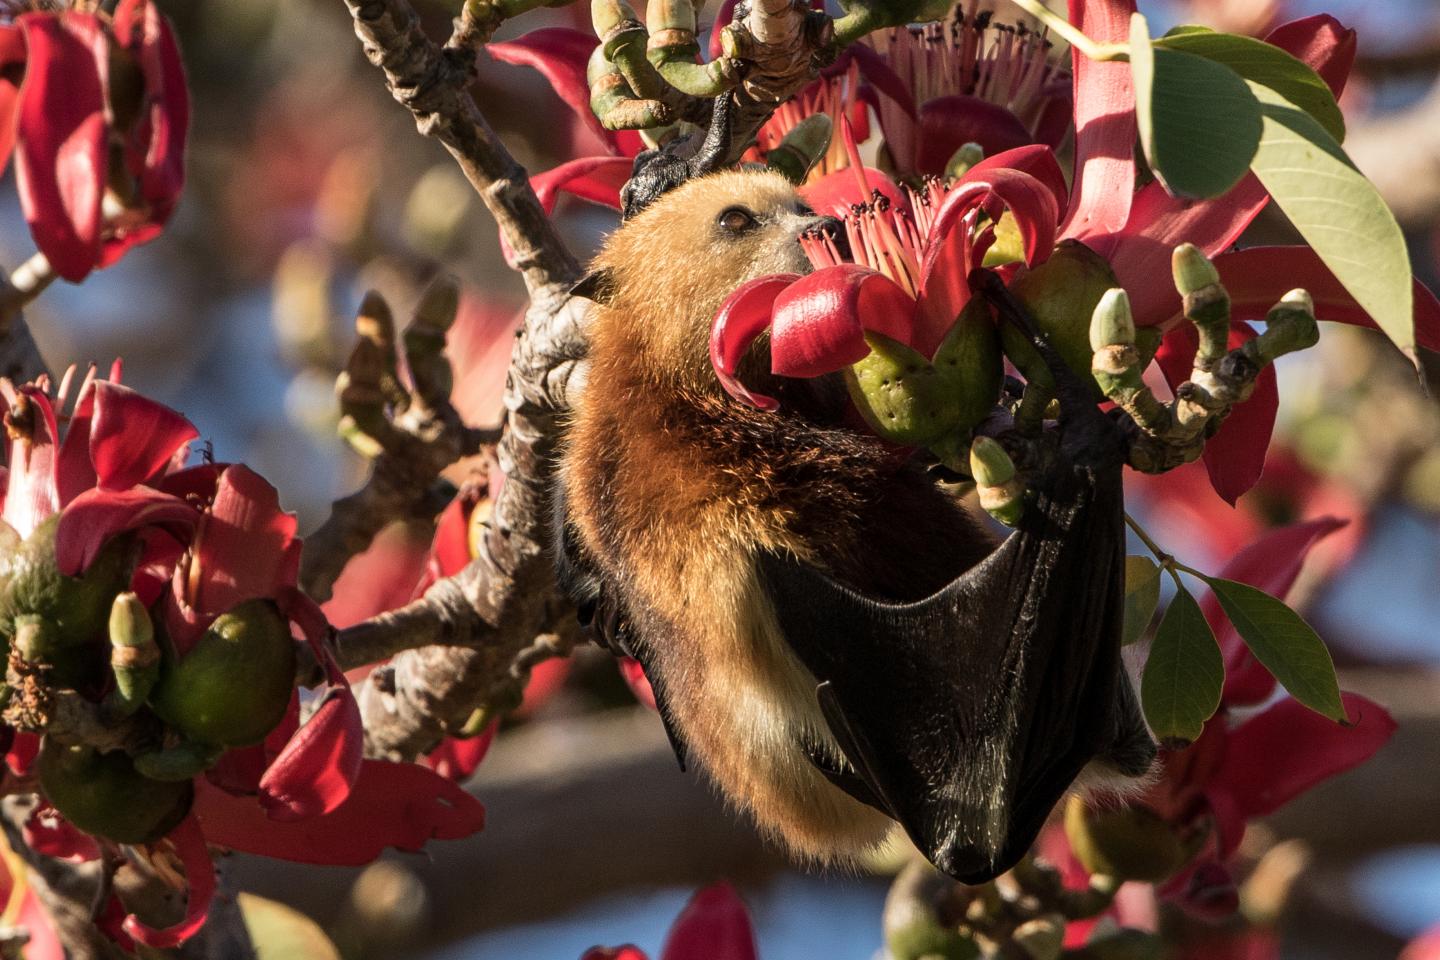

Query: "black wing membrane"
left=761, top=272, right=1155, bottom=884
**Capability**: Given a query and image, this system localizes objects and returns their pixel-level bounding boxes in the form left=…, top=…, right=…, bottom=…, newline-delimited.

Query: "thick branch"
left=348, top=290, right=589, bottom=761
left=342, top=0, right=581, bottom=295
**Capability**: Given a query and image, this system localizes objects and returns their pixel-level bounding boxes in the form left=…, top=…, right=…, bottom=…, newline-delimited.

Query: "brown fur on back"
left=559, top=169, right=995, bottom=862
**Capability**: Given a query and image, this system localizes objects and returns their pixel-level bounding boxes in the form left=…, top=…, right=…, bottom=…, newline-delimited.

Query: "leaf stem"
left=1124, top=512, right=1187, bottom=590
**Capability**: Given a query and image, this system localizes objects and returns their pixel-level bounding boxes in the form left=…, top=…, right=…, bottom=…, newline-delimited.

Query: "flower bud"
left=765, top=114, right=833, bottom=185
left=1089, top=288, right=1135, bottom=351
left=38, top=739, right=193, bottom=844
left=108, top=592, right=159, bottom=717
left=1170, top=243, right=1220, bottom=298
left=969, top=436, right=1015, bottom=487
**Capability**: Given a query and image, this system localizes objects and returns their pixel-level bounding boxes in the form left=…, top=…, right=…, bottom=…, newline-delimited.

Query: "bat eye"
left=717, top=206, right=757, bottom=234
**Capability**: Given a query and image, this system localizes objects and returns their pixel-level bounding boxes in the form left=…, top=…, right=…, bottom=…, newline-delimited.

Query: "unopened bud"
left=1063, top=794, right=1194, bottom=884
left=945, top=142, right=984, bottom=179
left=969, top=436, right=1015, bottom=487
left=107, top=592, right=159, bottom=717
left=1089, top=288, right=1135, bottom=351
left=1171, top=243, right=1220, bottom=297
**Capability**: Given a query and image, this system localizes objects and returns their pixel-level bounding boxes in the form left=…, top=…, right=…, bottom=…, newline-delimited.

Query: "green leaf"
left=1247, top=82, right=1415, bottom=361
left=1204, top=576, right=1347, bottom=722
left=1130, top=13, right=1263, bottom=199
left=1122, top=556, right=1162, bottom=646
left=1157, top=30, right=1344, bottom=142
left=1161, top=24, right=1215, bottom=38
left=240, top=893, right=342, bottom=960
left=1141, top=586, right=1223, bottom=743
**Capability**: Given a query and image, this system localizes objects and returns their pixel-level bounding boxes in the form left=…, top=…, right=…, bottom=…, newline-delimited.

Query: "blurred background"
left=5, top=0, right=1440, bottom=957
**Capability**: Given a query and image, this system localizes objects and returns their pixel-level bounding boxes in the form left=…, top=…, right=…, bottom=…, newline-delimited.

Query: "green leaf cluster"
left=1127, top=16, right=1415, bottom=360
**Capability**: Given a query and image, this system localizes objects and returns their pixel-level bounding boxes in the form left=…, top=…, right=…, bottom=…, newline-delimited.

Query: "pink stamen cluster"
left=870, top=0, right=1066, bottom=121
left=754, top=60, right=863, bottom=180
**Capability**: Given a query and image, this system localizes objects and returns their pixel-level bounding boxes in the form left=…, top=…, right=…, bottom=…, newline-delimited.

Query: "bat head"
left=583, top=169, right=835, bottom=395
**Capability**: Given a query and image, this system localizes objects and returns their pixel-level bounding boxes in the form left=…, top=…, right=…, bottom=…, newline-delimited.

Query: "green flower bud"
left=968, top=436, right=1015, bottom=487
left=1063, top=794, right=1195, bottom=884
left=765, top=114, right=833, bottom=185
left=1089, top=289, right=1136, bottom=351
left=107, top=592, right=159, bottom=718
left=1002, top=240, right=1121, bottom=399
left=1170, top=243, right=1220, bottom=298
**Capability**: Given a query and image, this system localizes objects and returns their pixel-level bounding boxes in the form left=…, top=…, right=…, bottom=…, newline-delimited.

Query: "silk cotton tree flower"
left=0, top=0, right=188, bottom=282
left=0, top=367, right=484, bottom=950
left=582, top=883, right=758, bottom=960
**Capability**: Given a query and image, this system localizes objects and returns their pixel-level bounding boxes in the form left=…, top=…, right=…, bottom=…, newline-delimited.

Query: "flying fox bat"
left=553, top=140, right=1154, bottom=883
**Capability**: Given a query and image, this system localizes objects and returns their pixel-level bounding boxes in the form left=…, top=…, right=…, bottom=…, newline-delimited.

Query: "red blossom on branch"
left=0, top=0, right=188, bottom=281
left=581, top=883, right=759, bottom=960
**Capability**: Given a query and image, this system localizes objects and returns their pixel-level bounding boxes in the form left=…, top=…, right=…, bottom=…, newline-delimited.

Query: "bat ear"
left=571, top=269, right=617, bottom=305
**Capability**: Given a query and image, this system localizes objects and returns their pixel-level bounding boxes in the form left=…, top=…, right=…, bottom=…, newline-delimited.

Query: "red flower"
left=712, top=8, right=1440, bottom=504
left=582, top=883, right=758, bottom=960
left=0, top=0, right=188, bottom=281
left=4, top=367, right=484, bottom=948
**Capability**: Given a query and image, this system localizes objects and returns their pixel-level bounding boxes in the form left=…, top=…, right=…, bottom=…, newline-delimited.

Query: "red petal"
left=54, top=486, right=197, bottom=576
left=800, top=166, right=908, bottom=218
left=1210, top=692, right=1395, bottom=834
left=661, top=883, right=757, bottom=960
left=2, top=385, right=60, bottom=539
left=122, top=815, right=216, bottom=949
left=0, top=26, right=23, bottom=182
left=14, top=13, right=109, bottom=282
left=619, top=656, right=657, bottom=711
left=5, top=731, right=39, bottom=777
left=424, top=722, right=496, bottom=782
left=710, top=273, right=795, bottom=410
left=1155, top=322, right=1277, bottom=505
left=488, top=29, right=608, bottom=148
left=193, top=759, right=485, bottom=865
left=1264, top=15, right=1356, bottom=97
left=23, top=805, right=100, bottom=862
left=583, top=949, right=649, bottom=960
left=840, top=43, right=916, bottom=121
left=258, top=589, right=362, bottom=820
left=189, top=465, right=299, bottom=623
left=89, top=380, right=198, bottom=491
left=1101, top=176, right=1269, bottom=329
left=107, top=0, right=189, bottom=263
left=1212, top=247, right=1440, bottom=353
left=1198, top=517, right=1348, bottom=707
left=770, top=266, right=916, bottom=375
left=916, top=169, right=1058, bottom=356
left=914, top=96, right=1035, bottom=178
left=532, top=156, right=631, bottom=213
left=1059, top=0, right=1136, bottom=238
left=962, top=144, right=1069, bottom=215
left=432, top=491, right=473, bottom=578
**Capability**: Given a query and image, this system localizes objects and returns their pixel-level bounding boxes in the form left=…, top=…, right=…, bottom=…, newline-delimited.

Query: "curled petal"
left=193, top=760, right=485, bottom=866
left=710, top=273, right=796, bottom=410
left=1265, top=15, right=1356, bottom=98
left=258, top=589, right=362, bottom=820
left=619, top=656, right=657, bottom=711
left=769, top=266, right=915, bottom=376
left=107, top=0, right=190, bottom=264
left=121, top=815, right=216, bottom=949
left=916, top=169, right=1058, bottom=356
left=188, top=464, right=300, bottom=623
left=1155, top=321, right=1276, bottom=505
left=1199, top=517, right=1348, bottom=707
left=487, top=29, right=607, bottom=147
left=1059, top=0, right=1136, bottom=238
left=2, top=385, right=60, bottom=539
left=1213, top=247, right=1440, bottom=353
left=89, top=380, right=199, bottom=491
left=960, top=144, right=1069, bottom=215
left=1210, top=693, right=1395, bottom=847
left=532, top=156, right=632, bottom=214
left=5, top=731, right=40, bottom=777
left=14, top=13, right=109, bottom=282
left=54, top=486, right=197, bottom=576
left=23, top=805, right=100, bottom=862
left=661, top=883, right=758, bottom=960
left=915, top=96, right=1035, bottom=177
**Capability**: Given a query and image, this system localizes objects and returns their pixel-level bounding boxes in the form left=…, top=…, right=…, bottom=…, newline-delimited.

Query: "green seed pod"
left=38, top=739, right=193, bottom=844
left=1063, top=794, right=1194, bottom=884
left=1089, top=288, right=1136, bottom=352
left=1001, top=240, right=1121, bottom=399
left=0, top=515, right=137, bottom=689
left=107, top=592, right=160, bottom=718
left=150, top=599, right=298, bottom=748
